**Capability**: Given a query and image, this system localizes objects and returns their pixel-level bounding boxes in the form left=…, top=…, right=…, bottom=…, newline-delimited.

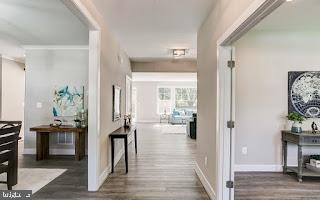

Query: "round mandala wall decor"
left=289, top=71, right=320, bottom=118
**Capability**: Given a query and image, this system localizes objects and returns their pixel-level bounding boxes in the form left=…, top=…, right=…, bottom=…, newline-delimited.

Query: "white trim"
left=216, top=46, right=234, bottom=200
left=87, top=30, right=101, bottom=191
left=61, top=0, right=100, bottom=30
left=216, top=0, right=285, bottom=199
left=195, top=163, right=216, bottom=200
left=24, top=148, right=75, bottom=155
left=63, top=0, right=101, bottom=192
left=217, top=0, right=285, bottom=45
left=234, top=165, right=283, bottom=172
left=23, top=45, right=88, bottom=50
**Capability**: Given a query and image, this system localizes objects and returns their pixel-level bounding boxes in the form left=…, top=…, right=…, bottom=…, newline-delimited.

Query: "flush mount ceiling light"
left=172, top=49, right=187, bottom=57
left=286, top=0, right=293, bottom=2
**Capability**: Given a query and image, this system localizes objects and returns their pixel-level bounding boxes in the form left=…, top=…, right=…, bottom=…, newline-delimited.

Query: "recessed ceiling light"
left=286, top=0, right=293, bottom=2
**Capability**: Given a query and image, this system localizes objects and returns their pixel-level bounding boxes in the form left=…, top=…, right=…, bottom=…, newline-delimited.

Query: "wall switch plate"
left=36, top=102, right=42, bottom=108
left=205, top=156, right=208, bottom=166
left=242, top=147, right=248, bottom=155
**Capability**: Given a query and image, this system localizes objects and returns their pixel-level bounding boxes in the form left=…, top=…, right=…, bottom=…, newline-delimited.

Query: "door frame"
left=61, top=0, right=101, bottom=191
left=216, top=0, right=285, bottom=199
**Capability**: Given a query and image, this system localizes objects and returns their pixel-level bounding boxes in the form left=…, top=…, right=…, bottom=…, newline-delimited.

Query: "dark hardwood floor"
left=235, top=172, right=320, bottom=200
left=20, top=123, right=210, bottom=200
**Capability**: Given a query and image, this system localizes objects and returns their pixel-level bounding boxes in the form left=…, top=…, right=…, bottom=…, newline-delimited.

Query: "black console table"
left=282, top=130, right=320, bottom=182
left=110, top=126, right=137, bottom=173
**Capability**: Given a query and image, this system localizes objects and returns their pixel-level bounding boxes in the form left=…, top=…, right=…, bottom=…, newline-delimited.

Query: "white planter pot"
left=291, top=121, right=302, bottom=133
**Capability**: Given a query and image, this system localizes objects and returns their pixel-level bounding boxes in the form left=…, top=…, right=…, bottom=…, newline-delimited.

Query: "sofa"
left=169, top=109, right=194, bottom=124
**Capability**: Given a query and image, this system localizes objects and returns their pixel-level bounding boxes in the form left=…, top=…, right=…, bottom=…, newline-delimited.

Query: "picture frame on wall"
left=113, top=85, right=121, bottom=121
left=288, top=71, right=320, bottom=118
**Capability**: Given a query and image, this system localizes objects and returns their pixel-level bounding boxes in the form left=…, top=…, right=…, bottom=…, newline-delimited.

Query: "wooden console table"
left=30, top=125, right=87, bottom=161
left=109, top=126, right=137, bottom=173
left=282, top=130, right=320, bottom=182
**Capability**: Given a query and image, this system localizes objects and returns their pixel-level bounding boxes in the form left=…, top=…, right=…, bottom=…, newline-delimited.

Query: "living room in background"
left=157, top=86, right=197, bottom=124
left=132, top=73, right=197, bottom=123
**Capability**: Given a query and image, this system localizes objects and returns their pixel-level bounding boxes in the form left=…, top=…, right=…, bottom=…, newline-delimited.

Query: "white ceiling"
left=132, top=72, right=197, bottom=82
left=253, top=0, right=320, bottom=31
left=0, top=0, right=89, bottom=46
left=91, top=0, right=215, bottom=61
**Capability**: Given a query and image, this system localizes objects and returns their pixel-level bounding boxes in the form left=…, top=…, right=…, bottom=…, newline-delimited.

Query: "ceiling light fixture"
left=286, top=0, right=293, bottom=2
left=173, top=49, right=187, bottom=57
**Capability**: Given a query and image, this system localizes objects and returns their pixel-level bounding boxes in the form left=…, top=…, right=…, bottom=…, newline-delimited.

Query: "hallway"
left=30, top=123, right=209, bottom=199
left=100, top=123, right=210, bottom=199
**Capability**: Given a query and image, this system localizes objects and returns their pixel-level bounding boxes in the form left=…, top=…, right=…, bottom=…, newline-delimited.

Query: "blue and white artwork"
left=53, top=86, right=84, bottom=117
left=289, top=71, right=320, bottom=118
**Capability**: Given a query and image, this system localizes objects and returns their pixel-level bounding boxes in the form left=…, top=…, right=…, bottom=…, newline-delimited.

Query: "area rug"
left=160, top=124, right=187, bottom=134
left=0, top=168, right=67, bottom=193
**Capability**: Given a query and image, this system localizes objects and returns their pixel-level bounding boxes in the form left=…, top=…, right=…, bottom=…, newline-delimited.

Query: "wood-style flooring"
left=19, top=123, right=320, bottom=200
left=235, top=172, right=320, bottom=200
left=21, top=123, right=210, bottom=200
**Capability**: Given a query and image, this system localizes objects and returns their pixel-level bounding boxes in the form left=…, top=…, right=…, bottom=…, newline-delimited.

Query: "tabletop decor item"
left=124, top=114, right=132, bottom=128
left=287, top=112, right=305, bottom=133
left=74, top=109, right=87, bottom=128
left=312, top=121, right=318, bottom=134
left=50, top=119, right=62, bottom=127
left=310, top=155, right=320, bottom=168
left=74, top=119, right=82, bottom=128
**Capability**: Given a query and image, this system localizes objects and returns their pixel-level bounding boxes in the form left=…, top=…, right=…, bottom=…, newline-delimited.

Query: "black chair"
left=0, top=121, right=22, bottom=190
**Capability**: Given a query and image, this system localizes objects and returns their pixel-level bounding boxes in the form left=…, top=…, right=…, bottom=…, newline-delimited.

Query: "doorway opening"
left=218, top=0, right=320, bottom=199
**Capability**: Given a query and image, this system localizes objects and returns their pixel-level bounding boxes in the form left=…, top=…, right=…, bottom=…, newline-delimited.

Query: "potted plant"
left=287, top=112, right=305, bottom=133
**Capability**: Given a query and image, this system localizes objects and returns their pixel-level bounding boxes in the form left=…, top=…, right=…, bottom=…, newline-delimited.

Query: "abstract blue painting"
left=53, top=86, right=84, bottom=117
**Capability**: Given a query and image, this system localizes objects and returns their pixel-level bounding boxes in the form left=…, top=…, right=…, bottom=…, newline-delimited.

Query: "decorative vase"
left=291, top=121, right=302, bottom=133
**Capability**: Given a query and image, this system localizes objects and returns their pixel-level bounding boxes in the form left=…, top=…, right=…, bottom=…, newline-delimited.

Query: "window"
left=175, top=88, right=197, bottom=108
left=158, top=88, right=172, bottom=114
left=158, top=88, right=171, bottom=100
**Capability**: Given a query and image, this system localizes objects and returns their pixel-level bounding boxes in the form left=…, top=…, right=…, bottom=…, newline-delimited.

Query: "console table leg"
left=282, top=141, right=287, bottom=174
left=298, top=145, right=303, bottom=182
left=134, top=129, right=137, bottom=154
left=75, top=132, right=80, bottom=161
left=111, top=138, right=114, bottom=173
left=36, top=132, right=49, bottom=160
left=124, top=137, right=128, bottom=174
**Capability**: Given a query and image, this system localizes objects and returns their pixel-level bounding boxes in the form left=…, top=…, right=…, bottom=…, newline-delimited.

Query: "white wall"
left=133, top=81, right=197, bottom=122
left=24, top=49, right=88, bottom=153
left=197, top=0, right=255, bottom=195
left=0, top=57, right=25, bottom=138
left=78, top=0, right=133, bottom=189
left=235, top=31, right=320, bottom=169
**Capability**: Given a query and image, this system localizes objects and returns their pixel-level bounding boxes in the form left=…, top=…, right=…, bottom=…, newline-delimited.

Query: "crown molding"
left=23, top=45, right=89, bottom=50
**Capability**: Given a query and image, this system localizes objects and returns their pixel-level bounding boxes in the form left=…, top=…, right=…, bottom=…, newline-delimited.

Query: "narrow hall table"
left=109, top=126, right=137, bottom=173
left=30, top=125, right=87, bottom=161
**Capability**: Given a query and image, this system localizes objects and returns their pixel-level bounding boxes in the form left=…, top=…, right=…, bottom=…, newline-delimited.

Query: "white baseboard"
left=234, top=164, right=283, bottom=172
left=98, top=136, right=134, bottom=188
left=98, top=148, right=125, bottom=186
left=24, top=148, right=76, bottom=155
left=194, top=163, right=216, bottom=200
